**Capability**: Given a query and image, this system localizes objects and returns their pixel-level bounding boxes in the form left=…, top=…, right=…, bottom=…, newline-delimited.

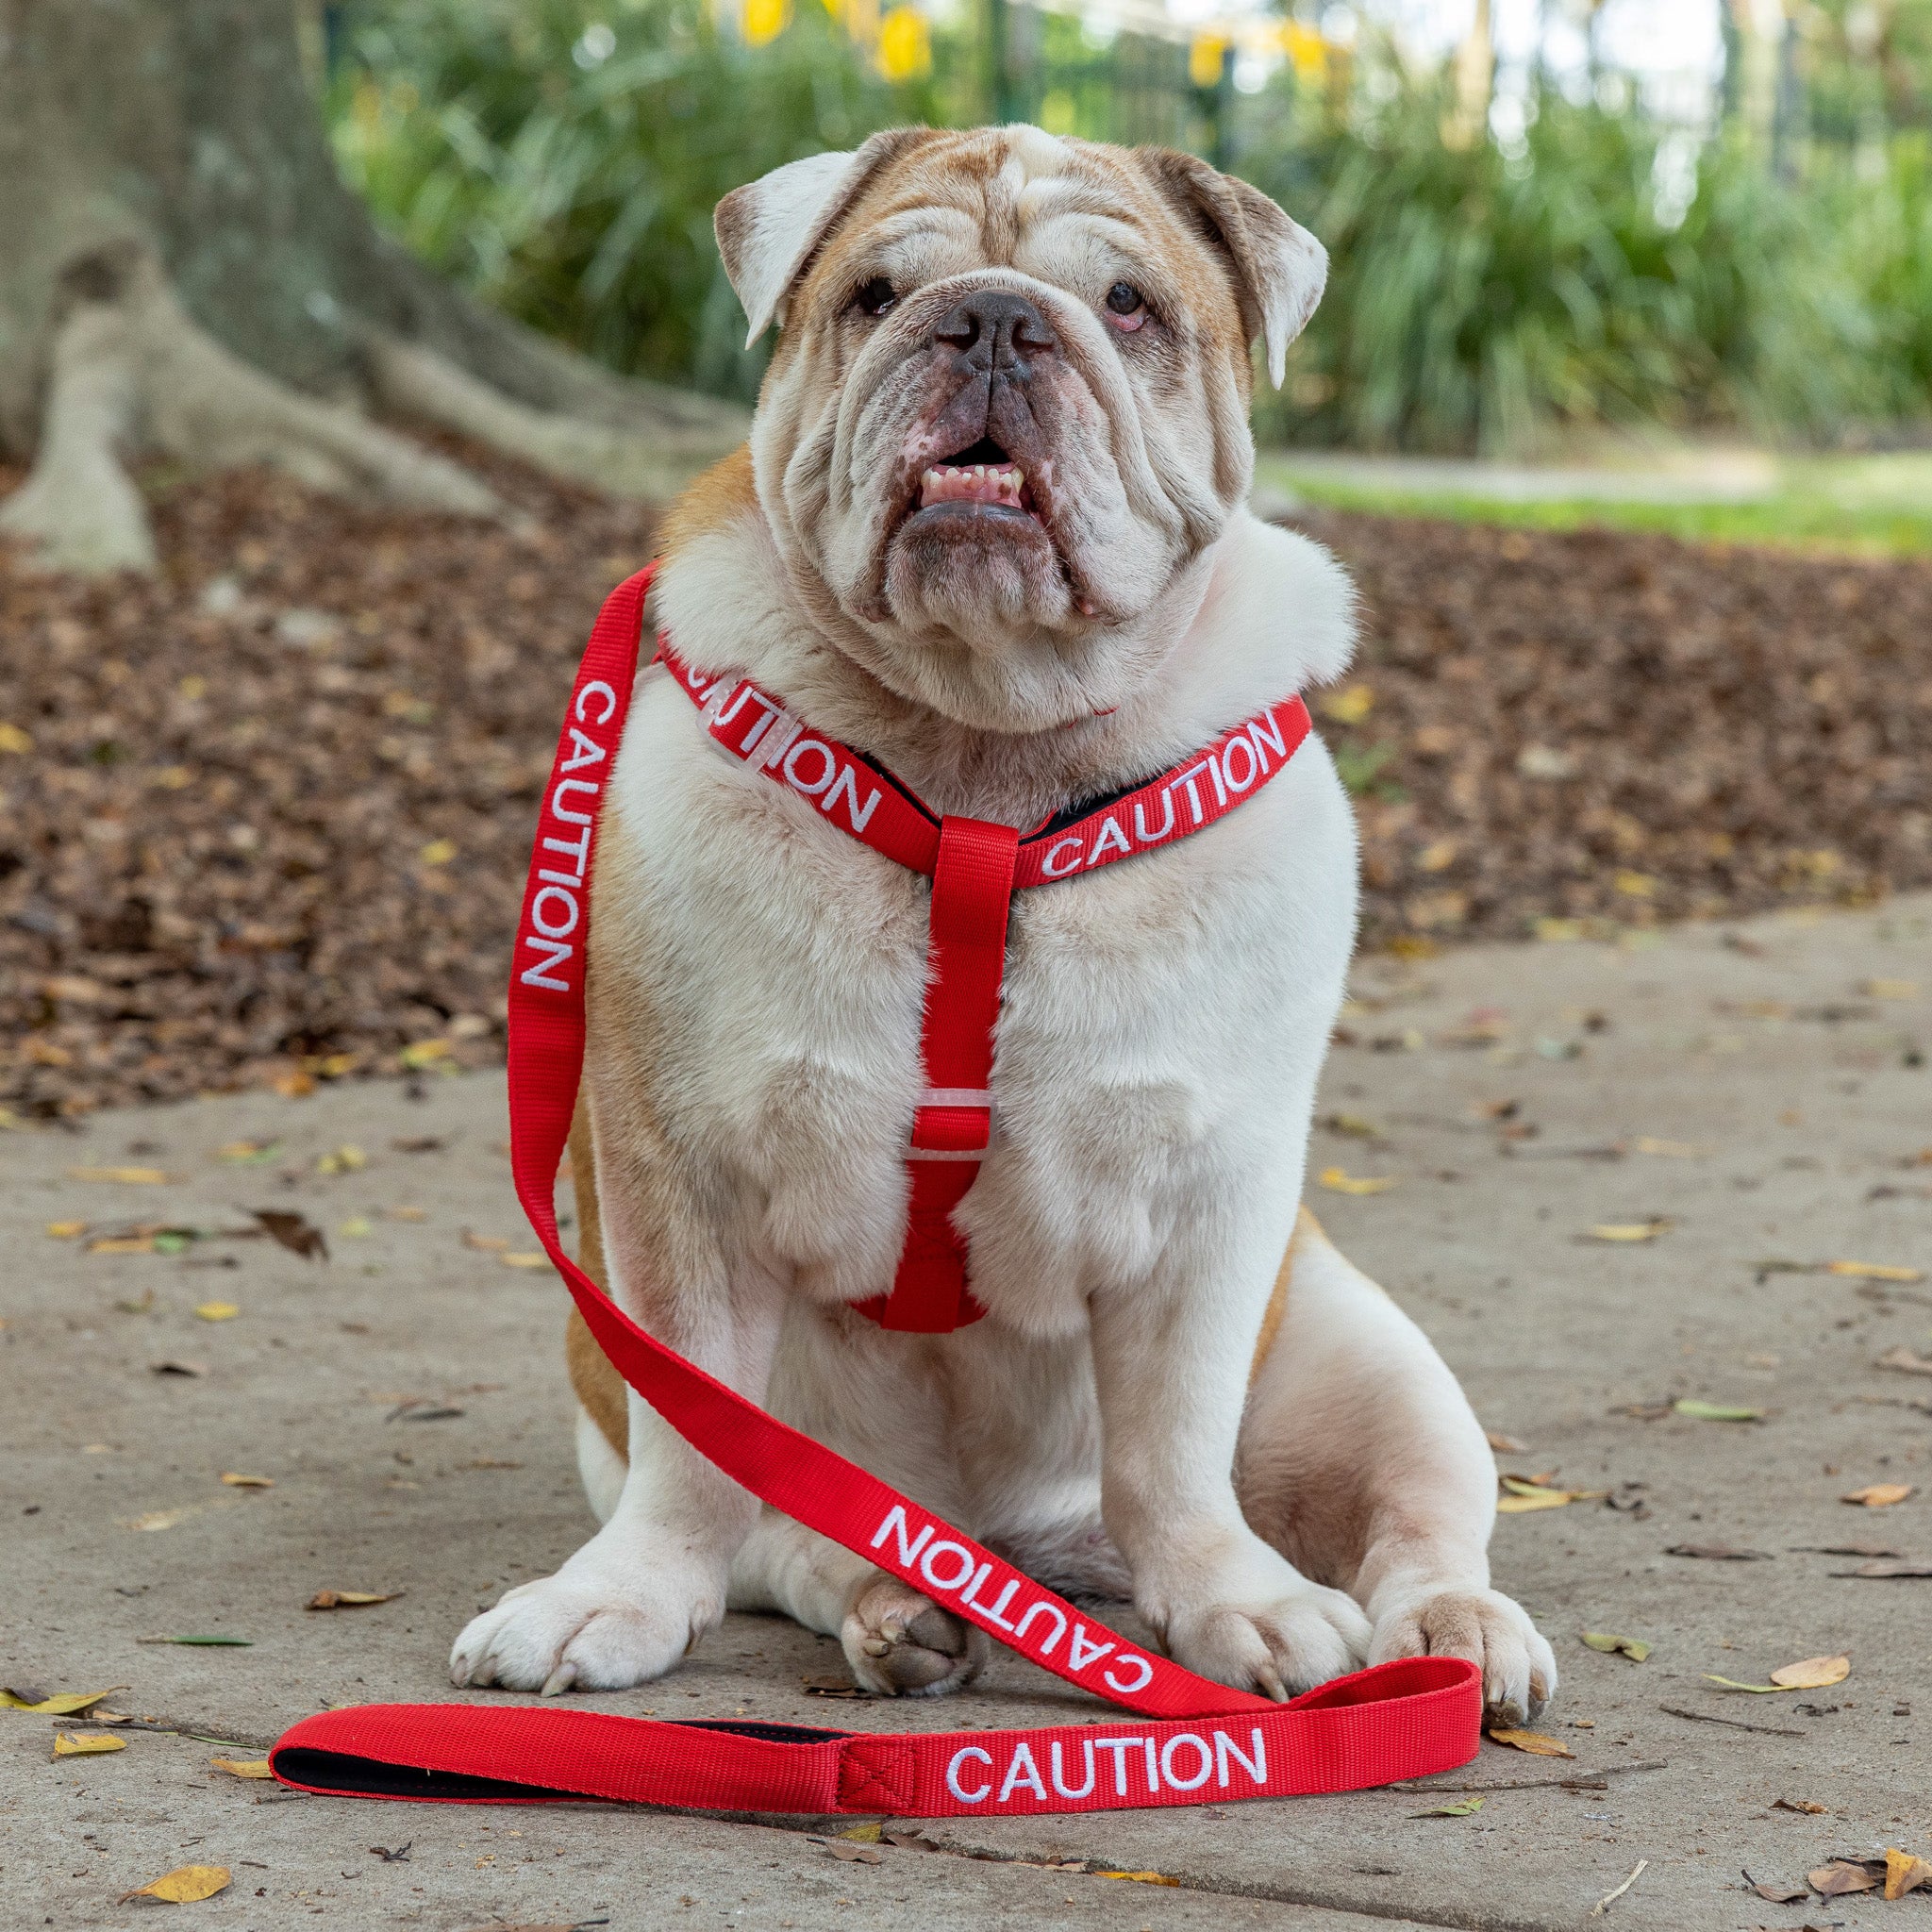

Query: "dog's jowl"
left=451, top=125, right=1557, bottom=1724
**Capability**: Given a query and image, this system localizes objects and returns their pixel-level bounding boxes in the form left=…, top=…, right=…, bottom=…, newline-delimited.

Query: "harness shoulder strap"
left=267, top=569, right=1480, bottom=1814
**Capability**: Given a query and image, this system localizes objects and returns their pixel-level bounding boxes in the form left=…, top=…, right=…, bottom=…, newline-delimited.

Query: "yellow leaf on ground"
left=193, top=1302, right=239, bottom=1322
left=67, top=1166, right=174, bottom=1185
left=1487, top=1727, right=1574, bottom=1757
left=88, top=1236, right=155, bottom=1256
left=1888, top=1849, right=1932, bottom=1900
left=1580, top=1631, right=1652, bottom=1662
left=1318, top=682, right=1374, bottom=724
left=1770, top=1653, right=1850, bottom=1690
left=0, top=722, right=34, bottom=753
left=1096, top=1871, right=1181, bottom=1886
left=210, top=1757, right=274, bottom=1779
left=1843, top=1483, right=1914, bottom=1507
left=400, top=1037, right=452, bottom=1069
left=1318, top=1167, right=1396, bottom=1196
left=306, top=1588, right=401, bottom=1609
left=219, top=1473, right=273, bottom=1489
left=53, top=1731, right=126, bottom=1757
left=1828, top=1259, right=1924, bottom=1283
left=1585, top=1220, right=1672, bottom=1242
left=1496, top=1486, right=1574, bottom=1513
left=461, top=1230, right=509, bottom=1251
left=499, top=1252, right=550, bottom=1269
left=1, top=1686, right=125, bottom=1714
left=1632, top=1137, right=1701, bottom=1157
left=45, top=1220, right=88, bottom=1239
left=417, top=839, right=458, bottom=866
left=122, top=1865, right=231, bottom=1904
left=1864, top=978, right=1921, bottom=1001
left=338, top=1216, right=374, bottom=1238
left=315, top=1144, right=367, bottom=1175
left=274, top=1070, right=316, bottom=1098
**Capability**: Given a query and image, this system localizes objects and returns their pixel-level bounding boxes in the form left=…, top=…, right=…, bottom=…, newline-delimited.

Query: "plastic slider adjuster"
left=907, top=1087, right=993, bottom=1161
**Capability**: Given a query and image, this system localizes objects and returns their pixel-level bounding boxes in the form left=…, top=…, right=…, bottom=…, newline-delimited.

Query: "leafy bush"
left=332, top=3, right=1932, bottom=448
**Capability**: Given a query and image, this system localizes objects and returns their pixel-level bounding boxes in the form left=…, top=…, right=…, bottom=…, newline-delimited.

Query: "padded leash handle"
left=269, top=568, right=1481, bottom=1813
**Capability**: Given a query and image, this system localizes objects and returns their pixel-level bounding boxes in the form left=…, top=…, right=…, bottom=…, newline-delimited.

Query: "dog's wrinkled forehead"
left=717, top=125, right=1325, bottom=387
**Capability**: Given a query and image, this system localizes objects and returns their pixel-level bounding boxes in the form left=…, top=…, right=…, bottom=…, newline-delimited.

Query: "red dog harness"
left=655, top=619, right=1313, bottom=1331
left=268, top=568, right=1479, bottom=1815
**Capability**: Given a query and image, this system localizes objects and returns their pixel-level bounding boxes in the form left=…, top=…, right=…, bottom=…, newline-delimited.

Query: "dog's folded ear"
left=715, top=128, right=933, bottom=347
left=1134, top=149, right=1327, bottom=390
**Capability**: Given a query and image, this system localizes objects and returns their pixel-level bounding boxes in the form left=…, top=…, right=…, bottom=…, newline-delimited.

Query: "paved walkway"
left=6, top=898, right=1930, bottom=1929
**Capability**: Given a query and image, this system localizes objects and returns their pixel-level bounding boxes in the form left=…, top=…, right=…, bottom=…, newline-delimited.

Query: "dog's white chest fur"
left=597, top=511, right=1359, bottom=1340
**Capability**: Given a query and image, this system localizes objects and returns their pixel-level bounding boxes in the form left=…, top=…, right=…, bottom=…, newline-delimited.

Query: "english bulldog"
left=451, top=124, right=1557, bottom=1723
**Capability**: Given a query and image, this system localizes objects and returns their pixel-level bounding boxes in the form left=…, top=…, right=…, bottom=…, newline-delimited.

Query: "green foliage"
left=332, top=4, right=1932, bottom=450
left=1245, top=87, right=1912, bottom=453
left=332, top=0, right=942, bottom=401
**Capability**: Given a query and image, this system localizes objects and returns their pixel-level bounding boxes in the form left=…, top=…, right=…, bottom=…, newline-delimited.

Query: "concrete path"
left=5, top=897, right=1930, bottom=1930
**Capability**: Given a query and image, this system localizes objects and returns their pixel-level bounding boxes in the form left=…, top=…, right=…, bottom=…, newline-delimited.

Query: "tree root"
left=364, top=329, right=740, bottom=501
left=3, top=242, right=498, bottom=575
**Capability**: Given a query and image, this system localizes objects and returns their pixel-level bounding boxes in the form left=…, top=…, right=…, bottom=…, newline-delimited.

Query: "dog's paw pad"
left=841, top=1572, right=987, bottom=1697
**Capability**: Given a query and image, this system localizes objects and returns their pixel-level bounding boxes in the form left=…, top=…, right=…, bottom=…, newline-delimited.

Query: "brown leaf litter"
left=7, top=479, right=1932, bottom=1111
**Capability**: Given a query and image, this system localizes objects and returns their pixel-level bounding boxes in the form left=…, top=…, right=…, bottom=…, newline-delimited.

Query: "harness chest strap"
left=266, top=566, right=1480, bottom=1816
left=656, top=629, right=1314, bottom=1334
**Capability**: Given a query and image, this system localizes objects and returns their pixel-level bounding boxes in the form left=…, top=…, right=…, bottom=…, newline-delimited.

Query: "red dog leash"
left=269, top=567, right=1480, bottom=1814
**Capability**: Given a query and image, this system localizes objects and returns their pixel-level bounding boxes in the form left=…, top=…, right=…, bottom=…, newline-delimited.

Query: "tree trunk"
left=0, top=0, right=745, bottom=573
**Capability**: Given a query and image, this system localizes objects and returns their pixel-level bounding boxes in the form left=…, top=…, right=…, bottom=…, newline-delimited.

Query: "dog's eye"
left=854, top=276, right=897, bottom=318
left=1105, top=282, right=1148, bottom=329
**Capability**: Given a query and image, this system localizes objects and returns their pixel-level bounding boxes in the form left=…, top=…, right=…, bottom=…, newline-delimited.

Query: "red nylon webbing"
left=268, top=567, right=1481, bottom=1814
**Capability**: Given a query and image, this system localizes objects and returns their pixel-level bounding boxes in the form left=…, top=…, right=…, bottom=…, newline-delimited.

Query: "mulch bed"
left=3, top=467, right=1929, bottom=1117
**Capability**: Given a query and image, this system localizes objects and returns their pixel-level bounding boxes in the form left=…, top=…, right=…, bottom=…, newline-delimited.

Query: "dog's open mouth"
left=914, top=437, right=1041, bottom=523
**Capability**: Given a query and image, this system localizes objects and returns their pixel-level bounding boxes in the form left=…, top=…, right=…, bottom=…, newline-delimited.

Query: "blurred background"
left=0, top=0, right=1928, bottom=1124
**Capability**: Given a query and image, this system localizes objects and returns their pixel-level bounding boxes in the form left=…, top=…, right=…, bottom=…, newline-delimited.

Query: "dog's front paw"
left=1370, top=1586, right=1557, bottom=1725
left=841, top=1570, right=987, bottom=1697
left=1163, top=1580, right=1372, bottom=1701
left=450, top=1539, right=723, bottom=1695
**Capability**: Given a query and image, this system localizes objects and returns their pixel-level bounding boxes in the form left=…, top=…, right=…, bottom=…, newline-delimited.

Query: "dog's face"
left=715, top=126, right=1326, bottom=731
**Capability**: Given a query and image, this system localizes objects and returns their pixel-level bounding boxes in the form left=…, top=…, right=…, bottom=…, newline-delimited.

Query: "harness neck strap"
left=657, top=634, right=1313, bottom=1334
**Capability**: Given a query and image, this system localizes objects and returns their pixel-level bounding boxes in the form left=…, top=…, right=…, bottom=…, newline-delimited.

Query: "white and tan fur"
left=452, top=125, right=1556, bottom=1719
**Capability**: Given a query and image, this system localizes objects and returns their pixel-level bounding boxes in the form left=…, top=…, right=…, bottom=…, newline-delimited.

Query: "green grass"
left=1260, top=458, right=1932, bottom=557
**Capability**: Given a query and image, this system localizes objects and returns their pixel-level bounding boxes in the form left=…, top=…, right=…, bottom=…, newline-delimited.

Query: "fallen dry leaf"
left=0, top=1685, right=125, bottom=1715
left=45, top=1219, right=87, bottom=1239
left=147, top=1360, right=207, bottom=1380
left=1667, top=1542, right=1773, bottom=1560
left=219, top=1473, right=273, bottom=1488
left=1829, top=1259, right=1925, bottom=1283
left=821, top=1840, right=882, bottom=1864
left=314, top=1143, right=367, bottom=1175
left=89, top=1236, right=156, bottom=1256
left=253, top=1209, right=326, bottom=1261
left=121, top=1865, right=231, bottom=1904
left=1485, top=1428, right=1528, bottom=1452
left=1832, top=1558, right=1932, bottom=1577
left=193, top=1301, right=239, bottom=1322
left=1673, top=1398, right=1763, bottom=1422
left=1877, top=1345, right=1932, bottom=1377
left=1772, top=1654, right=1852, bottom=1690
left=1411, top=1794, right=1486, bottom=1817
left=306, top=1589, right=402, bottom=1610
left=53, top=1730, right=126, bottom=1757
left=1863, top=978, right=1921, bottom=1001
left=67, top=1165, right=175, bottom=1185
left=1743, top=1870, right=1809, bottom=1903
left=498, top=1252, right=550, bottom=1269
left=1486, top=1726, right=1574, bottom=1757
left=1581, top=1631, right=1652, bottom=1662
left=209, top=1756, right=274, bottom=1779
left=835, top=1823, right=882, bottom=1843
left=1887, top=1848, right=1932, bottom=1899
left=1317, top=1166, right=1396, bottom=1195
left=1632, top=1136, right=1701, bottom=1157
left=1773, top=1797, right=1828, bottom=1814
left=1809, top=1858, right=1882, bottom=1897
left=1095, top=1871, right=1180, bottom=1886
left=1585, top=1220, right=1672, bottom=1242
left=1707, top=1654, right=1850, bottom=1693
left=1842, top=1483, right=1914, bottom=1507
left=460, top=1230, right=510, bottom=1251
left=216, top=1139, right=281, bottom=1164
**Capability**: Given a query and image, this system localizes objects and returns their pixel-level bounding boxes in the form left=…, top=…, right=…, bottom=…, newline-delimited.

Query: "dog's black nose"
left=933, top=290, right=1058, bottom=373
